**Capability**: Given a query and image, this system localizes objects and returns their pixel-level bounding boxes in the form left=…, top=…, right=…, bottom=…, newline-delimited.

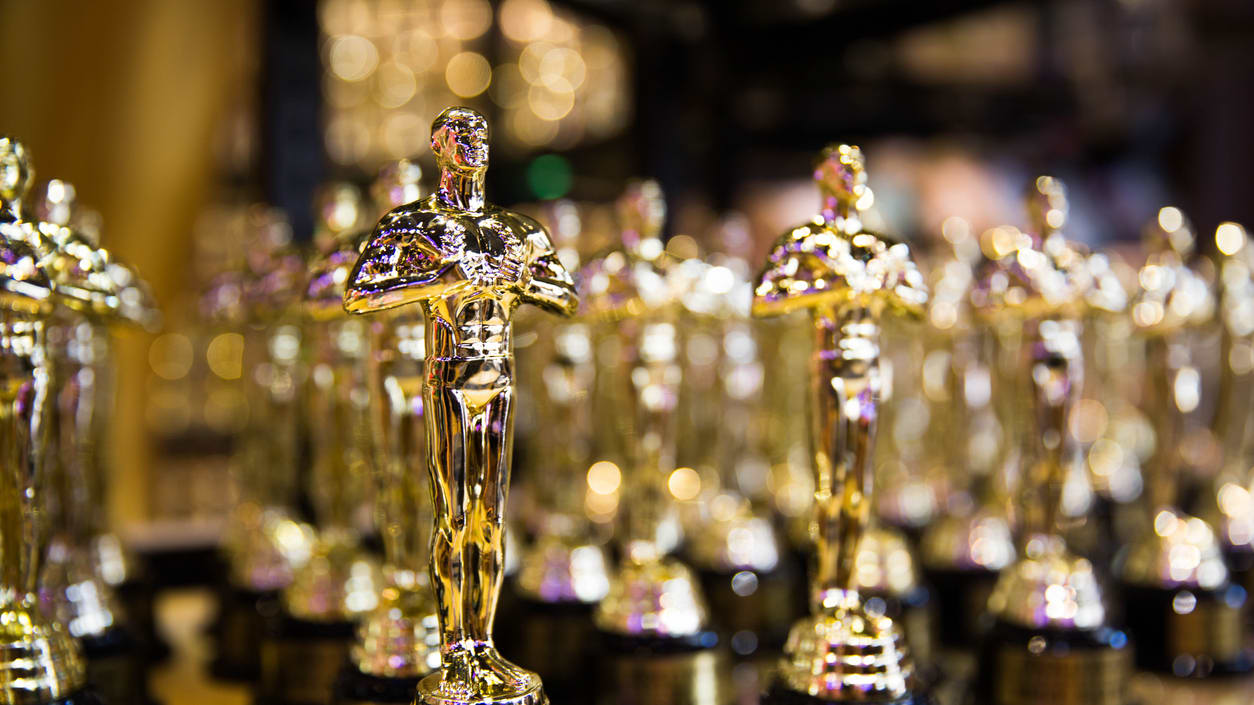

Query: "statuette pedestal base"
left=499, top=598, right=598, bottom=701
left=697, top=564, right=799, bottom=658
left=762, top=684, right=932, bottom=705
left=595, top=631, right=728, bottom=705
left=82, top=625, right=157, bottom=705
left=974, top=620, right=1132, bottom=705
left=923, top=566, right=999, bottom=649
left=333, top=665, right=422, bottom=705
left=417, top=662, right=548, bottom=705
left=1117, top=582, right=1253, bottom=677
left=259, top=613, right=356, bottom=705
left=210, top=585, right=279, bottom=682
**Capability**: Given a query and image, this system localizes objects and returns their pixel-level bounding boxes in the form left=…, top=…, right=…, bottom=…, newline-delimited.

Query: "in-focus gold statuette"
left=753, top=144, right=928, bottom=703
left=345, top=107, right=577, bottom=705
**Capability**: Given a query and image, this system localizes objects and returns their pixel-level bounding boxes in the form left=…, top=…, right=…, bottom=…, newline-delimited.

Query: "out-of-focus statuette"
left=0, top=135, right=88, bottom=705
left=345, top=107, right=577, bottom=705
left=582, top=181, right=713, bottom=644
left=971, top=177, right=1131, bottom=705
left=1115, top=207, right=1252, bottom=677
left=335, top=160, right=443, bottom=703
left=753, top=144, right=928, bottom=703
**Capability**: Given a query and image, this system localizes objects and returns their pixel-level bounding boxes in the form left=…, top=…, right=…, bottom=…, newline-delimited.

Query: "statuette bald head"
left=1025, top=175, right=1068, bottom=236
left=815, top=144, right=872, bottom=224
left=615, top=179, right=665, bottom=250
left=431, top=107, right=489, bottom=172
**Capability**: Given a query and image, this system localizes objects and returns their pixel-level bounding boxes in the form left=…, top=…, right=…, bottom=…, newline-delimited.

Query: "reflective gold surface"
left=345, top=107, right=576, bottom=705
left=0, top=136, right=85, bottom=704
left=752, top=144, right=927, bottom=701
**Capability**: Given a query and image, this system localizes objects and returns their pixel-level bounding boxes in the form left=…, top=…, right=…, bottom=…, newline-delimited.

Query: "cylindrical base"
left=761, top=682, right=932, bottom=705
left=863, top=586, right=936, bottom=681
left=1223, top=543, right=1254, bottom=594
left=333, top=663, right=421, bottom=705
left=117, top=574, right=170, bottom=665
left=46, top=690, right=105, bottom=705
left=258, top=612, right=356, bottom=705
left=923, top=566, right=999, bottom=649
left=82, top=625, right=157, bottom=705
left=210, top=585, right=280, bottom=682
left=498, top=597, right=599, bottom=701
left=595, top=630, right=729, bottom=705
left=697, top=563, right=801, bottom=659
left=973, top=620, right=1132, bottom=705
left=1117, top=581, right=1253, bottom=677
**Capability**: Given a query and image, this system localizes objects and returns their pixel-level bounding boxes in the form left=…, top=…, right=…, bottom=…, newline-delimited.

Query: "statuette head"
left=314, top=182, right=364, bottom=250
left=372, top=159, right=423, bottom=212
left=615, top=179, right=665, bottom=251
left=431, top=106, right=489, bottom=172
left=1025, top=175, right=1068, bottom=236
left=815, top=144, right=872, bottom=224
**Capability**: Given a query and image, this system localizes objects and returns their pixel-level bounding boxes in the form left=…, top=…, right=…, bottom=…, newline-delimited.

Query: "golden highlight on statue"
left=345, top=107, right=577, bottom=705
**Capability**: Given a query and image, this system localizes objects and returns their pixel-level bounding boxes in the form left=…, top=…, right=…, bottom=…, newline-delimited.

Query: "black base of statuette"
left=762, top=682, right=934, bottom=705
left=333, top=663, right=422, bottom=705
left=864, top=585, right=937, bottom=680
left=1223, top=543, right=1254, bottom=594
left=1118, top=581, right=1253, bottom=677
left=595, top=629, right=730, bottom=705
left=258, top=611, right=357, bottom=705
left=973, top=619, right=1133, bottom=705
left=117, top=574, right=171, bottom=665
left=47, top=691, right=105, bottom=705
left=923, top=566, right=999, bottom=649
left=83, top=625, right=161, bottom=705
left=498, top=595, right=600, bottom=701
left=697, top=563, right=801, bottom=658
left=210, top=585, right=280, bottom=682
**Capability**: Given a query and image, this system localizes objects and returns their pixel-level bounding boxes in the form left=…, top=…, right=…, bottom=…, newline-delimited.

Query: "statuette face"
left=345, top=107, right=575, bottom=705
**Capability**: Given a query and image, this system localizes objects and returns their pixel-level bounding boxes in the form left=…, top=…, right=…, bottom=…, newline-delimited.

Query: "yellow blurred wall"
left=0, top=0, right=258, bottom=529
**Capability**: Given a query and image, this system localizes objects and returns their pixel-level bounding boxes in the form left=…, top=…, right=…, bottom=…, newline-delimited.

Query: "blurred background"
left=1, top=0, right=1252, bottom=583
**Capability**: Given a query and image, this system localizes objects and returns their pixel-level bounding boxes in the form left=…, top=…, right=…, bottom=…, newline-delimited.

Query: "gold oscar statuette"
left=971, top=177, right=1132, bottom=705
left=0, top=136, right=88, bottom=705
left=345, top=107, right=577, bottom=705
left=1115, top=208, right=1252, bottom=677
left=751, top=144, right=928, bottom=703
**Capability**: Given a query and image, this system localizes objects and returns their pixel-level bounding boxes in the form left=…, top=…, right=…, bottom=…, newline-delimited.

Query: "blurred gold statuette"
left=0, top=136, right=87, bottom=704
left=582, top=181, right=713, bottom=642
left=753, top=144, right=927, bottom=701
left=971, top=177, right=1131, bottom=705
